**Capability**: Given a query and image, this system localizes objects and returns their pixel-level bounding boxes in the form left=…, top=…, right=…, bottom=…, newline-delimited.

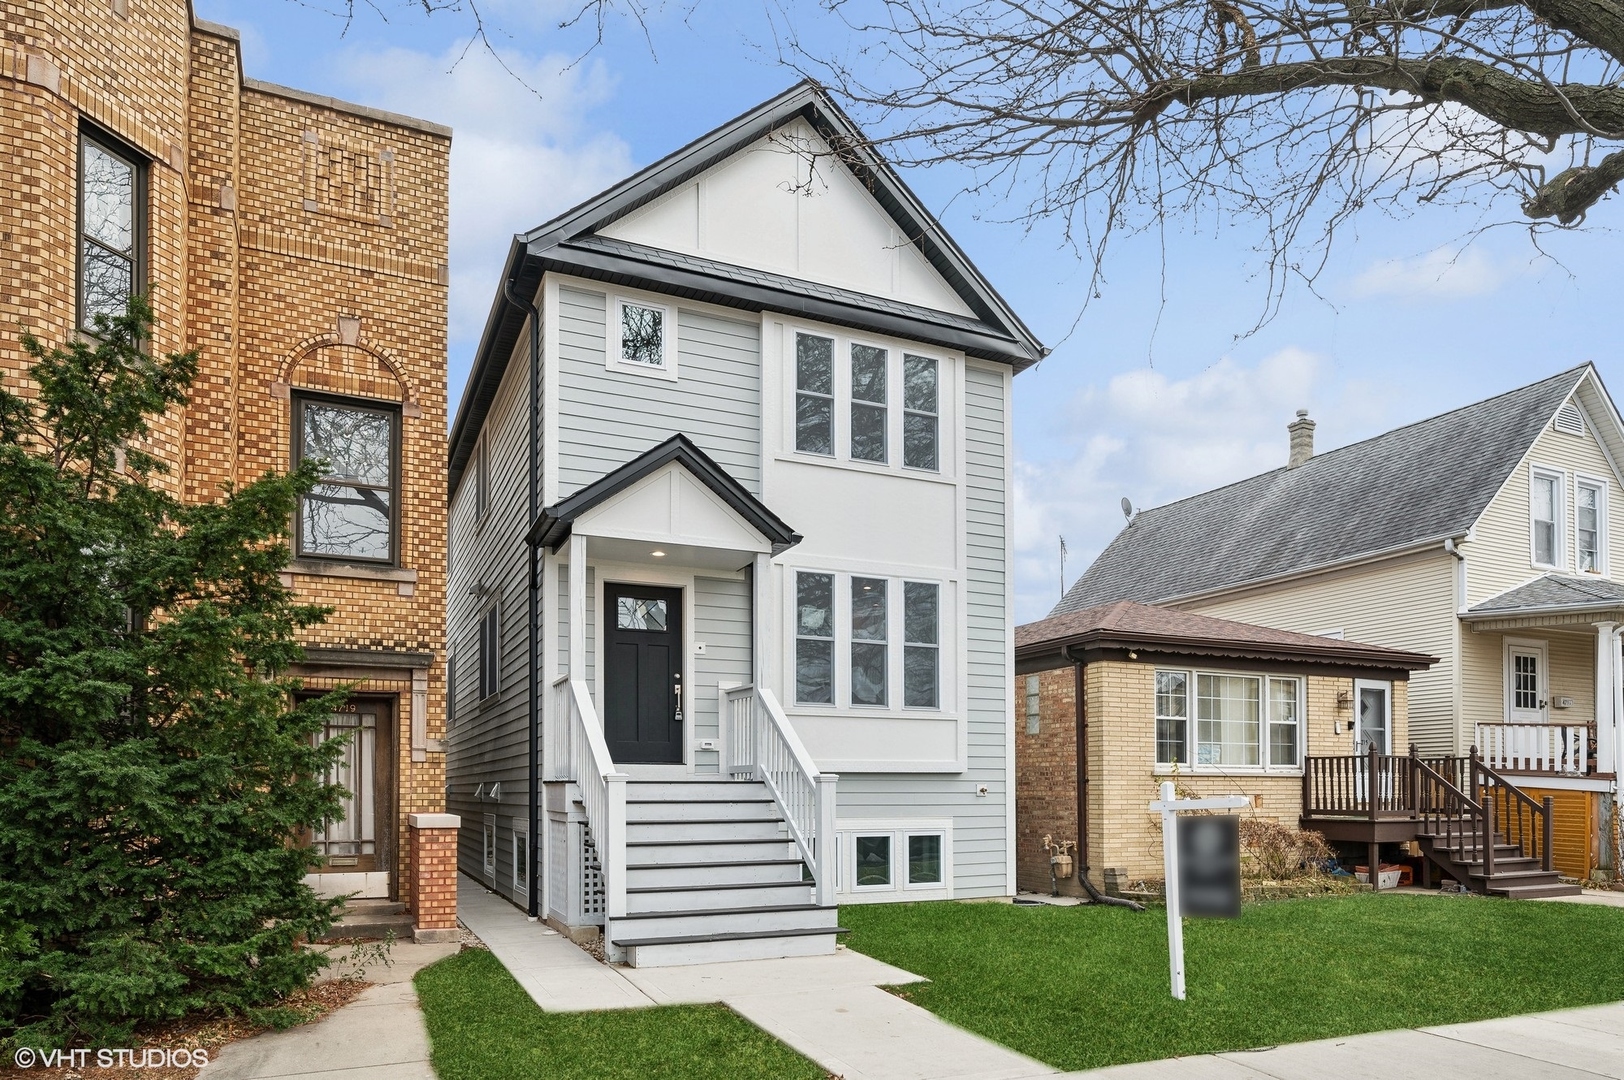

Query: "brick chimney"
left=1288, top=409, right=1315, bottom=468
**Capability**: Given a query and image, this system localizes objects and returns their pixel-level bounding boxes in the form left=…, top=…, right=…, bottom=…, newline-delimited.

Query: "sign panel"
left=1177, top=815, right=1241, bottom=919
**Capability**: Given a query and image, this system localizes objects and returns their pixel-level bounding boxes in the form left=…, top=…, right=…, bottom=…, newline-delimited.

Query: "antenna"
left=1059, top=535, right=1068, bottom=600
left=1121, top=497, right=1134, bottom=521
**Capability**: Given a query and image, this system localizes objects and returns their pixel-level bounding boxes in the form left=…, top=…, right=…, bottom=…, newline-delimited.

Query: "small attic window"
left=606, top=294, right=678, bottom=381
left=1555, top=403, right=1585, bottom=437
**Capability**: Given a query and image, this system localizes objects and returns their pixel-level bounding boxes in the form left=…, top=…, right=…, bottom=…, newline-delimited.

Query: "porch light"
left=651, top=550, right=666, bottom=557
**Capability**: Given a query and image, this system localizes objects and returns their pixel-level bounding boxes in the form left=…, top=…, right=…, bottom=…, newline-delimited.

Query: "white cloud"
left=1013, top=349, right=1392, bottom=623
left=1351, top=245, right=1507, bottom=300
left=338, top=44, right=634, bottom=403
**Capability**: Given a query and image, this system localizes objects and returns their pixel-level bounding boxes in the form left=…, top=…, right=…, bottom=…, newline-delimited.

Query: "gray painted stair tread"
left=613, top=926, right=851, bottom=948
left=618, top=903, right=832, bottom=921
left=630, top=880, right=813, bottom=893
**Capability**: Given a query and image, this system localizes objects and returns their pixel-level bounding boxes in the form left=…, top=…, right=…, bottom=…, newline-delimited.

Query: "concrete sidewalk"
left=1070, top=1001, right=1624, bottom=1079
left=459, top=873, right=1056, bottom=1080
left=199, top=939, right=458, bottom=1080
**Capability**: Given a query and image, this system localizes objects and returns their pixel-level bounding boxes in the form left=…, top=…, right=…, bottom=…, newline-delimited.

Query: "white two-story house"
left=1058, top=366, right=1624, bottom=879
left=444, top=83, right=1045, bottom=965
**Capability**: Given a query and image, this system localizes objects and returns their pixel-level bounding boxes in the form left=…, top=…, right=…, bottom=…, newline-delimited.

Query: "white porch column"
left=1597, top=623, right=1617, bottom=782
left=1614, top=626, right=1624, bottom=799
left=753, top=552, right=772, bottom=693
left=567, top=534, right=586, bottom=683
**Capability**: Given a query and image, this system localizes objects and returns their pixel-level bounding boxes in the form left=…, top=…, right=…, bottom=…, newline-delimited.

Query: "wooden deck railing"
left=1302, top=747, right=1414, bottom=820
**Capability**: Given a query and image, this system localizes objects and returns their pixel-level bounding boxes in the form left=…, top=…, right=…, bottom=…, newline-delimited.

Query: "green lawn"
left=413, top=948, right=825, bottom=1080
left=842, top=893, right=1624, bottom=1071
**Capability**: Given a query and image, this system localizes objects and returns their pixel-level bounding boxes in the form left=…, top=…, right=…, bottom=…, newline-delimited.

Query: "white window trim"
left=782, top=322, right=951, bottom=479
left=482, top=814, right=497, bottom=879
left=605, top=292, right=678, bottom=381
left=1529, top=464, right=1566, bottom=570
left=834, top=819, right=953, bottom=902
left=788, top=568, right=954, bottom=717
left=511, top=818, right=529, bottom=894
left=1152, top=667, right=1304, bottom=775
left=1503, top=637, right=1548, bottom=723
left=1575, top=473, right=1609, bottom=576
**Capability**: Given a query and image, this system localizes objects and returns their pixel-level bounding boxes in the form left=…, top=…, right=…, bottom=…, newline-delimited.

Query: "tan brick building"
left=1014, top=601, right=1432, bottom=894
left=2, top=1, right=456, bottom=935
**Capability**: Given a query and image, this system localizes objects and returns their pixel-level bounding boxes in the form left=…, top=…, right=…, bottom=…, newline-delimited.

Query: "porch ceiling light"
left=651, top=549, right=666, bottom=557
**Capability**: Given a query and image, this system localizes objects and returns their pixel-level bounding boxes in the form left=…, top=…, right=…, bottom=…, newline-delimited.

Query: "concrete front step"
left=626, top=858, right=809, bottom=887
left=317, top=911, right=415, bottom=942
left=615, top=926, right=845, bottom=967
left=613, top=903, right=838, bottom=940
left=626, top=837, right=799, bottom=865
left=342, top=899, right=407, bottom=916
left=628, top=879, right=815, bottom=912
left=627, top=818, right=787, bottom=843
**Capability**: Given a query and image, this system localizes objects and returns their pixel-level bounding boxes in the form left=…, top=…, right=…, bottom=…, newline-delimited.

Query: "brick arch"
left=280, top=333, right=418, bottom=405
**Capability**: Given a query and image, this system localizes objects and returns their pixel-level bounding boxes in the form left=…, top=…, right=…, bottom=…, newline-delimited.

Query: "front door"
left=310, top=698, right=394, bottom=874
left=604, top=583, right=684, bottom=764
left=1354, top=680, right=1391, bottom=755
left=1506, top=641, right=1548, bottom=723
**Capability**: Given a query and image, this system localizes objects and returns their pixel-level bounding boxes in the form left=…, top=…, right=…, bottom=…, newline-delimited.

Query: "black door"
left=603, top=583, right=684, bottom=764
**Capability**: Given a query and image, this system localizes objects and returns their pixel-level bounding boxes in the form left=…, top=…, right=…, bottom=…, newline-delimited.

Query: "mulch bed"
left=0, top=979, right=372, bottom=1080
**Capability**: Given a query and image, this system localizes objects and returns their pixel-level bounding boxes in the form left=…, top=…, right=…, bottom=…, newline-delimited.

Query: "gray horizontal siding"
left=694, top=575, right=752, bottom=774
left=556, top=287, right=761, bottom=496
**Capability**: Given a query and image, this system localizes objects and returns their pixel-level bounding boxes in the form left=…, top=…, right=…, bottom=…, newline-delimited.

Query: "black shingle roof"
left=1054, top=366, right=1591, bottom=613
left=1466, top=573, right=1624, bottom=615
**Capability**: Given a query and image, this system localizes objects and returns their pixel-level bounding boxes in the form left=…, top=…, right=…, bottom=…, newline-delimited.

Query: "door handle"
left=674, top=675, right=683, bottom=724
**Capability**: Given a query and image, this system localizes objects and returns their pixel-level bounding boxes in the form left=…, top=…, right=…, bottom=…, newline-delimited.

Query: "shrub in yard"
left=0, top=299, right=348, bottom=1050
left=1238, top=818, right=1331, bottom=881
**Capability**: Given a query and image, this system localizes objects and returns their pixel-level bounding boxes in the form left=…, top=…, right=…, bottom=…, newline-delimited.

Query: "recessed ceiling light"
left=651, top=550, right=666, bottom=557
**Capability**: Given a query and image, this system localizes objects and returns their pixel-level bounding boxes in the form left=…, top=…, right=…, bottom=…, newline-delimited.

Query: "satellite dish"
left=1121, top=497, right=1134, bottom=521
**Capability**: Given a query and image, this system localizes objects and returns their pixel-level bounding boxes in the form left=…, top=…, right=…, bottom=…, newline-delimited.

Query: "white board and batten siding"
left=1183, top=550, right=1459, bottom=754
left=445, top=314, right=543, bottom=906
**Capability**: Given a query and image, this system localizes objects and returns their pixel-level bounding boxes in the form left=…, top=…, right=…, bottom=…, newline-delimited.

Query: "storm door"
left=603, top=583, right=684, bottom=764
left=310, top=698, right=394, bottom=874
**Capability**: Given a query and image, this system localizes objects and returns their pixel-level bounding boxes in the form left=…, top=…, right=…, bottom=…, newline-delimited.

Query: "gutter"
left=1460, top=601, right=1624, bottom=621
left=502, top=276, right=542, bottom=921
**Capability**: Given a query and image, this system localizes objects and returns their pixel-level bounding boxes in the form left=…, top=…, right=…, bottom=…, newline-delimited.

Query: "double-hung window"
left=1155, top=669, right=1301, bottom=770
left=795, top=570, right=944, bottom=711
left=78, top=128, right=144, bottom=330
left=293, top=395, right=399, bottom=564
left=850, top=344, right=888, bottom=462
left=1577, top=478, right=1605, bottom=573
left=902, top=355, right=939, bottom=470
left=795, top=334, right=835, bottom=455
left=478, top=605, right=500, bottom=701
left=1531, top=468, right=1562, bottom=567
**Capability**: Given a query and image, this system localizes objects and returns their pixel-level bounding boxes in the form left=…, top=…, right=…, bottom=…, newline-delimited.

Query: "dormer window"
left=1530, top=468, right=1562, bottom=568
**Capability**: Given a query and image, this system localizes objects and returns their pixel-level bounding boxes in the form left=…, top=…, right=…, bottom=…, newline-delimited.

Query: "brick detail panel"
left=1015, top=667, right=1078, bottom=895
left=409, top=818, right=460, bottom=931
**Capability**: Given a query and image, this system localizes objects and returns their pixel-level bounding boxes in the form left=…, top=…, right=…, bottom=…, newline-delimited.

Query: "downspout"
left=503, top=274, right=542, bottom=920
left=1063, top=644, right=1144, bottom=912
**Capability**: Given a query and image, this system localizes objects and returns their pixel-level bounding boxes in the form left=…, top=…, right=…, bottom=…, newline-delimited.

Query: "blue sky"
left=195, top=0, right=1621, bottom=624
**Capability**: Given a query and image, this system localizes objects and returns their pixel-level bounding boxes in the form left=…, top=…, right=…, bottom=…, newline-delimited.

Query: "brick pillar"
left=408, top=813, right=460, bottom=943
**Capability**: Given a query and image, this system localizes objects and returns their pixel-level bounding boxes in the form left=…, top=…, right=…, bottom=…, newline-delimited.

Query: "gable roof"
left=1017, top=600, right=1435, bottom=671
left=1056, top=365, right=1595, bottom=613
left=526, top=433, right=801, bottom=555
left=1465, top=572, right=1624, bottom=619
left=448, top=81, right=1046, bottom=500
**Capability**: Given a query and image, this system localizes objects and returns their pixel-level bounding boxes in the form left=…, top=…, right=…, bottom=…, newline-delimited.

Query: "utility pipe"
left=503, top=274, right=542, bottom=920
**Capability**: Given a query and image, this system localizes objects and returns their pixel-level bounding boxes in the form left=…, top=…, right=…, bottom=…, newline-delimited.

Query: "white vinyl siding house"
left=444, top=83, right=1043, bottom=961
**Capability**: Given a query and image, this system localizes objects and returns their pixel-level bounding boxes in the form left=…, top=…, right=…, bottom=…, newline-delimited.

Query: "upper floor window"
left=478, top=604, right=500, bottom=701
left=293, top=394, right=399, bottom=564
left=1155, top=669, right=1301, bottom=770
left=1530, top=468, right=1562, bottom=568
left=1577, top=478, right=1606, bottom=573
left=607, top=295, right=676, bottom=380
left=795, top=570, right=943, bottom=711
left=79, top=129, right=144, bottom=330
left=790, top=330, right=945, bottom=474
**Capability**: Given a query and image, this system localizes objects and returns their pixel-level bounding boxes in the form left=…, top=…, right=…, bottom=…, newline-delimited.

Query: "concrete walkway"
left=459, top=874, right=1056, bottom=1080
left=1071, top=1000, right=1624, bottom=1079
left=200, top=939, right=459, bottom=1080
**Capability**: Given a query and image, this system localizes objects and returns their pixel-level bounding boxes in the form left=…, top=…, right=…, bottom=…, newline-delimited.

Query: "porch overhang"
left=527, top=433, right=802, bottom=558
left=1462, top=573, right=1624, bottom=632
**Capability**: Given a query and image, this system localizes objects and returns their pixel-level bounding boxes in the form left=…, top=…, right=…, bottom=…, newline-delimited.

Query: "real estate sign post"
left=1151, top=782, right=1248, bottom=1000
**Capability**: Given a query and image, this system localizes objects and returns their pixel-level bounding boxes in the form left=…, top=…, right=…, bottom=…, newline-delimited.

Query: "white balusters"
left=1475, top=723, right=1589, bottom=775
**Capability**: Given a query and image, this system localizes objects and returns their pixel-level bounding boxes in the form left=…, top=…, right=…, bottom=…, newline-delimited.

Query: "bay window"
left=794, top=570, right=945, bottom=711
left=1155, top=668, right=1301, bottom=770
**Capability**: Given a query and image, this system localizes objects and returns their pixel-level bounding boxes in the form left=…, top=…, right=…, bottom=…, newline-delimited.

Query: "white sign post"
left=1150, top=781, right=1249, bottom=1000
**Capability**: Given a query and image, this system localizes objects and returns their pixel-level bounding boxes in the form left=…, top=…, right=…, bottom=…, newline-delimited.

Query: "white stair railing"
left=1475, top=722, right=1589, bottom=775
left=552, top=675, right=628, bottom=925
left=724, top=684, right=838, bottom=907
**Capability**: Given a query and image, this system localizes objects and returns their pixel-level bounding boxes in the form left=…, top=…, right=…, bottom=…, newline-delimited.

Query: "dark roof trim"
left=1015, top=629, right=1436, bottom=672
left=449, top=238, right=537, bottom=499
left=520, top=81, right=1043, bottom=361
left=1019, top=646, right=1420, bottom=682
left=526, top=434, right=802, bottom=555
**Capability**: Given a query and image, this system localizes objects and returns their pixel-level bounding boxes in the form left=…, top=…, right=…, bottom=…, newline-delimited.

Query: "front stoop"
left=609, top=780, right=846, bottom=967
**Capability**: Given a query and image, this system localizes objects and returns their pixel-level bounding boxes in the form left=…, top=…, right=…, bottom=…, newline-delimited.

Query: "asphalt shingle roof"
left=1054, top=366, right=1590, bottom=614
left=1467, top=573, right=1624, bottom=615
